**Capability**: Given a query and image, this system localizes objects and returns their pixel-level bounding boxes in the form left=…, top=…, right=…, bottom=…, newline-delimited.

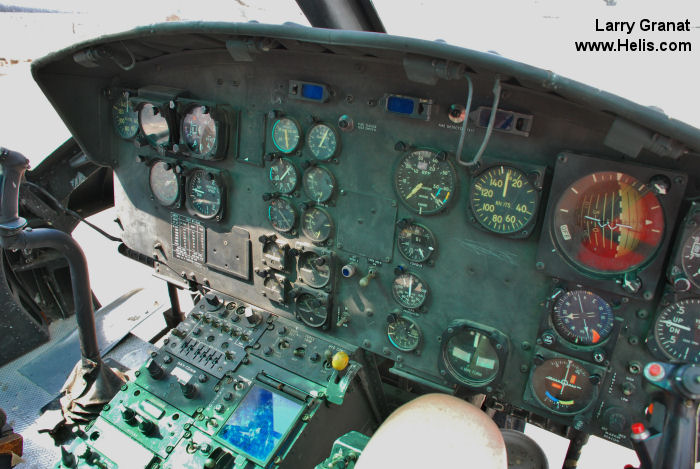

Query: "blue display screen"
left=386, top=96, right=415, bottom=115
left=218, top=385, right=303, bottom=464
left=301, top=84, right=324, bottom=100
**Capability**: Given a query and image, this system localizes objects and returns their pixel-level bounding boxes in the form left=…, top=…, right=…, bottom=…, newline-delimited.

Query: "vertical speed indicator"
left=469, top=165, right=537, bottom=235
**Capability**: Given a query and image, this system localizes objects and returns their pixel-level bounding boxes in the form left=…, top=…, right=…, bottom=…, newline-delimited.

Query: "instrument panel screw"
left=535, top=261, right=545, bottom=270
left=628, top=336, right=640, bottom=345
left=362, top=340, right=371, bottom=348
left=520, top=364, right=529, bottom=373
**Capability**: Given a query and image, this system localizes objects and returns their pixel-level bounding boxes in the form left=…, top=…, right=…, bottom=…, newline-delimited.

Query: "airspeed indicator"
left=469, top=165, right=537, bottom=235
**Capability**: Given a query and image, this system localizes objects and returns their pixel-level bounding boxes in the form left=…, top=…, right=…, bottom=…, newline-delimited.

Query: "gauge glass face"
left=183, top=106, right=217, bottom=158
left=303, top=166, right=335, bottom=203
left=298, top=251, right=330, bottom=288
left=296, top=293, right=327, bottom=327
left=394, top=150, right=457, bottom=216
left=443, top=328, right=500, bottom=386
left=187, top=170, right=222, bottom=219
left=531, top=358, right=594, bottom=415
left=681, top=227, right=700, bottom=290
left=391, top=272, right=428, bottom=309
left=301, top=207, right=333, bottom=243
left=387, top=316, right=421, bottom=352
left=652, top=298, right=700, bottom=363
left=267, top=198, right=297, bottom=233
left=307, top=123, right=338, bottom=160
left=111, top=92, right=139, bottom=139
left=269, top=158, right=298, bottom=194
left=149, top=161, right=179, bottom=206
left=271, top=118, right=301, bottom=153
left=553, top=172, right=664, bottom=274
left=552, top=290, right=614, bottom=346
left=139, top=103, right=170, bottom=147
left=397, top=222, right=436, bottom=263
left=470, top=165, right=537, bottom=234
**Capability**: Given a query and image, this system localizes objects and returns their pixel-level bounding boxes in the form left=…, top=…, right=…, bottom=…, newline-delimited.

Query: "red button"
left=631, top=422, right=646, bottom=434
left=648, top=363, right=663, bottom=377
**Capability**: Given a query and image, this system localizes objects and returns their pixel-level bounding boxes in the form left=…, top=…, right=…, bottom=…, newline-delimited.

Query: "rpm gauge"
left=652, top=298, right=700, bottom=363
left=391, top=272, right=428, bottom=309
left=531, top=357, right=595, bottom=415
left=187, top=169, right=223, bottom=219
left=301, top=207, right=333, bottom=243
left=298, top=251, right=331, bottom=288
left=182, top=105, right=217, bottom=158
left=271, top=117, right=301, bottom=153
left=139, top=103, right=170, bottom=147
left=307, top=123, right=338, bottom=160
left=553, top=171, right=664, bottom=274
left=387, top=315, right=422, bottom=352
left=269, top=158, right=299, bottom=194
left=267, top=198, right=297, bottom=233
left=111, top=92, right=139, bottom=139
left=470, top=165, right=537, bottom=235
left=394, top=149, right=456, bottom=216
left=397, top=221, right=436, bottom=263
left=681, top=227, right=700, bottom=289
left=303, top=166, right=336, bottom=203
left=149, top=161, right=180, bottom=206
left=551, top=290, right=614, bottom=346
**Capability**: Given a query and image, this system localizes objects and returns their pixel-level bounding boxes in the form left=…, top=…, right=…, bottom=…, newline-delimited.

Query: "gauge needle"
left=659, top=320, right=691, bottom=331
left=284, top=129, right=289, bottom=149
left=280, top=166, right=291, bottom=180
left=319, top=128, right=329, bottom=147
left=583, top=319, right=590, bottom=341
left=408, top=280, right=413, bottom=298
left=430, top=192, right=444, bottom=206
left=405, top=183, right=423, bottom=199
left=503, top=170, right=510, bottom=198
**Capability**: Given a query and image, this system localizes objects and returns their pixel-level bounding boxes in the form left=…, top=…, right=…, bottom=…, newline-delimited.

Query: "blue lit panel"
left=218, top=385, right=303, bottom=464
left=386, top=96, right=415, bottom=115
left=301, top=84, right=324, bottom=101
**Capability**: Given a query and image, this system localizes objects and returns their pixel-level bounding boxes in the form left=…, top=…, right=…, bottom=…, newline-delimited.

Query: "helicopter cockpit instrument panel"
left=30, top=21, right=700, bottom=468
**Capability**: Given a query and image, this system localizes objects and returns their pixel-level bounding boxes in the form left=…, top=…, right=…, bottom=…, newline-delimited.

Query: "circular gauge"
left=552, top=290, right=615, bottom=346
left=397, top=222, right=436, bottom=263
left=303, top=166, right=336, bottom=203
left=394, top=149, right=457, bottom=216
left=470, top=165, right=538, bottom=235
left=111, top=92, right=139, bottom=139
left=441, top=327, right=501, bottom=386
left=391, top=272, right=428, bottom=309
left=296, top=293, right=327, bottom=327
left=267, top=198, right=297, bottom=233
left=271, top=117, right=301, bottom=153
left=187, top=169, right=223, bottom=219
left=263, top=276, right=285, bottom=303
left=269, top=158, right=298, bottom=194
left=297, top=251, right=330, bottom=288
left=307, top=123, right=339, bottom=160
left=681, top=227, right=700, bottom=290
left=301, top=207, right=333, bottom=243
left=139, top=103, right=170, bottom=147
left=553, top=172, right=664, bottom=275
left=531, top=358, right=595, bottom=415
left=182, top=105, right=217, bottom=158
left=149, top=161, right=180, bottom=206
left=652, top=298, right=700, bottom=363
left=387, top=315, right=421, bottom=352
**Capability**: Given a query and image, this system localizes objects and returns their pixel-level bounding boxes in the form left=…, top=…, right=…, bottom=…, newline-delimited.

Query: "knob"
left=180, top=380, right=197, bottom=399
left=205, top=292, right=222, bottom=311
left=673, top=275, right=692, bottom=292
left=146, top=358, right=164, bottom=380
left=315, top=255, right=329, bottom=266
left=138, top=418, right=156, bottom=436
left=359, top=268, right=377, bottom=288
left=244, top=307, right=262, bottom=326
left=61, top=446, right=76, bottom=468
left=121, top=406, right=137, bottom=425
left=332, top=351, right=350, bottom=371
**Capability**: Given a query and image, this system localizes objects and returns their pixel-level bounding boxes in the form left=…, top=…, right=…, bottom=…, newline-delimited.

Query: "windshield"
left=1, top=0, right=698, bottom=160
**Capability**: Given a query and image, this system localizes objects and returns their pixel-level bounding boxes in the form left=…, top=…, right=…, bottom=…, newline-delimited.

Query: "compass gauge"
left=394, top=150, right=457, bottom=216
